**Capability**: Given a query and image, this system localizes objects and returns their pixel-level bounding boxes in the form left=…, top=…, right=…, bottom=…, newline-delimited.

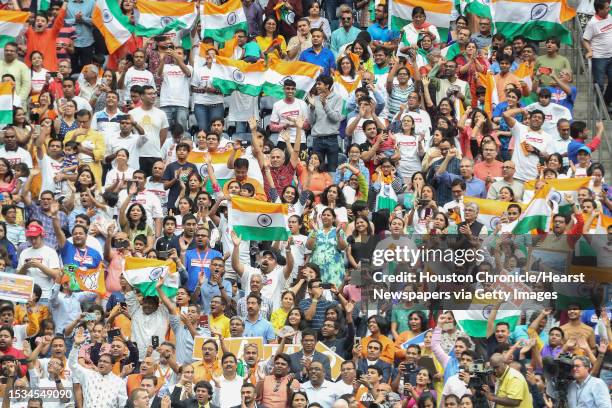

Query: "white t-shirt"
left=31, top=68, right=48, bottom=93
left=17, top=245, right=61, bottom=299
left=123, top=67, right=156, bottom=101
left=69, top=96, right=92, bottom=112
left=160, top=64, right=193, bottom=108
left=346, top=116, right=370, bottom=145
left=191, top=65, right=224, bottom=106
left=104, top=167, right=135, bottom=191
left=400, top=109, right=432, bottom=143
left=279, top=234, right=310, bottom=281
left=241, top=265, right=288, bottom=310
left=145, top=179, right=168, bottom=214
left=105, top=132, right=141, bottom=170
left=583, top=14, right=612, bottom=58
left=117, top=189, right=163, bottom=229
left=395, top=133, right=422, bottom=179
left=270, top=98, right=310, bottom=143
left=129, top=106, right=169, bottom=158
left=511, top=122, right=553, bottom=181
left=0, top=147, right=33, bottom=167
left=39, top=154, right=64, bottom=195
left=219, top=215, right=250, bottom=281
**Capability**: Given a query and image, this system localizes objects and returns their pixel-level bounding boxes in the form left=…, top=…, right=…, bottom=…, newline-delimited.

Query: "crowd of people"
left=0, top=0, right=612, bottom=406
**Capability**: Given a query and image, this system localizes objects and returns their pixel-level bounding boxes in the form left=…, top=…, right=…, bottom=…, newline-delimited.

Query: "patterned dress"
left=308, top=227, right=346, bottom=287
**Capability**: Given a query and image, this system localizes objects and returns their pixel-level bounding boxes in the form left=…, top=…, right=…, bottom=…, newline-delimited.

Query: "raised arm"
left=230, top=231, right=245, bottom=277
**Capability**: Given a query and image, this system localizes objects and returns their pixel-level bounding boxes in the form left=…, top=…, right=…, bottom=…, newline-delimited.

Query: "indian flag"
left=459, top=0, right=491, bottom=18
left=263, top=57, right=321, bottom=99
left=333, top=72, right=361, bottom=115
left=390, top=0, right=453, bottom=40
left=134, top=0, right=197, bottom=37
left=124, top=257, right=179, bottom=298
left=188, top=150, right=237, bottom=192
left=476, top=72, right=499, bottom=117
left=454, top=307, right=521, bottom=338
left=211, top=56, right=266, bottom=97
left=441, top=43, right=461, bottom=60
left=229, top=196, right=290, bottom=241
left=522, top=177, right=591, bottom=216
left=93, top=0, right=134, bottom=54
left=512, top=185, right=552, bottom=234
left=375, top=182, right=398, bottom=212
left=491, top=0, right=576, bottom=44
left=463, top=196, right=525, bottom=232
left=0, top=10, right=29, bottom=49
left=37, top=0, right=50, bottom=11
left=0, top=82, right=12, bottom=125
left=201, top=0, right=248, bottom=44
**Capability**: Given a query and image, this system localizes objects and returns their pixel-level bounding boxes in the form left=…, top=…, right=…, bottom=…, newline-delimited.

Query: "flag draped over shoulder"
left=332, top=73, right=362, bottom=115
left=390, top=0, right=453, bottom=39
left=513, top=185, right=552, bottom=234
left=0, top=10, right=29, bottom=48
left=263, top=57, right=321, bottom=99
left=134, top=0, right=197, bottom=37
left=201, top=0, right=248, bottom=44
left=93, top=0, right=134, bottom=54
left=229, top=196, right=290, bottom=241
left=491, top=0, right=576, bottom=44
left=0, top=82, right=12, bottom=125
left=211, top=56, right=267, bottom=96
left=124, top=257, right=179, bottom=298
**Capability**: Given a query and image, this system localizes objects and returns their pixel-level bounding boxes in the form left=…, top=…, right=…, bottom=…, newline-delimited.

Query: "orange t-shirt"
left=25, top=8, right=66, bottom=71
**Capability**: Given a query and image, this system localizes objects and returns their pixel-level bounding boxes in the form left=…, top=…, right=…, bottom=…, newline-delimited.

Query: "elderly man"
left=301, top=361, right=340, bottom=408
left=483, top=353, right=532, bottom=408
left=567, top=355, right=612, bottom=408
left=459, top=202, right=488, bottom=235
left=78, top=64, right=100, bottom=101
left=0, top=42, right=30, bottom=103
left=487, top=161, right=524, bottom=201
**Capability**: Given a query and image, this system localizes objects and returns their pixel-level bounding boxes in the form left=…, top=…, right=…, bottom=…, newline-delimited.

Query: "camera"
left=542, top=353, right=574, bottom=405
left=467, top=360, right=493, bottom=391
left=418, top=199, right=430, bottom=207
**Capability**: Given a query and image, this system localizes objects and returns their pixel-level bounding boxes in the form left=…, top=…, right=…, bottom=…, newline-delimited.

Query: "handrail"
left=572, top=15, right=611, bottom=167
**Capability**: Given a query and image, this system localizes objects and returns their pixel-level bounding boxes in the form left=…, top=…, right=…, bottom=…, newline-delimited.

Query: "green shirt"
left=534, top=54, right=572, bottom=86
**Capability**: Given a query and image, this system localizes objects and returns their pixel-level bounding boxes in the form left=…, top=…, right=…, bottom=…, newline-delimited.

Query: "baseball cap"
left=25, top=223, right=45, bottom=238
left=577, top=146, right=592, bottom=155
left=261, top=250, right=278, bottom=261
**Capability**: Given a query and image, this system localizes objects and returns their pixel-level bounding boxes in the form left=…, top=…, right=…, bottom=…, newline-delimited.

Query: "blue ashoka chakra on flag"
left=257, top=214, right=273, bottom=227
left=149, top=267, right=164, bottom=282
left=490, top=217, right=501, bottom=230
left=549, top=190, right=562, bottom=204
left=227, top=12, right=238, bottom=25
left=103, top=9, right=113, bottom=23
left=161, top=16, right=175, bottom=27
left=531, top=3, right=549, bottom=20
left=232, top=69, right=245, bottom=83
left=482, top=304, right=494, bottom=319
left=198, top=163, right=208, bottom=178
left=284, top=11, right=295, bottom=24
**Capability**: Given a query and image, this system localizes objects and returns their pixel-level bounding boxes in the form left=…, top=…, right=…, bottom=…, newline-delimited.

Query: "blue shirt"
left=547, top=85, right=577, bottom=114
left=60, top=241, right=102, bottom=270
left=184, top=247, right=223, bottom=292
left=199, top=279, right=233, bottom=314
left=567, top=375, right=612, bottom=408
left=367, top=23, right=398, bottom=43
left=299, top=47, right=336, bottom=76
left=65, top=0, right=95, bottom=48
left=244, top=317, right=276, bottom=343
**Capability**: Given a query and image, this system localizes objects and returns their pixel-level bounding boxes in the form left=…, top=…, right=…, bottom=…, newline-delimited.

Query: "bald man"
left=483, top=353, right=532, bottom=408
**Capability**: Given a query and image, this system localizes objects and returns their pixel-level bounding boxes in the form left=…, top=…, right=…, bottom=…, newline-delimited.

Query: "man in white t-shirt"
left=269, top=79, right=310, bottom=146
left=118, top=49, right=156, bottom=102
left=33, top=130, right=66, bottom=196
left=503, top=107, right=554, bottom=181
left=583, top=0, right=612, bottom=107
left=104, top=115, right=146, bottom=171
left=525, top=88, right=572, bottom=138
left=192, top=48, right=225, bottom=133
left=17, top=224, right=61, bottom=302
left=157, top=47, right=192, bottom=132
left=346, top=96, right=385, bottom=145
left=129, top=85, right=169, bottom=176
left=231, top=232, right=294, bottom=310
left=0, top=126, right=33, bottom=167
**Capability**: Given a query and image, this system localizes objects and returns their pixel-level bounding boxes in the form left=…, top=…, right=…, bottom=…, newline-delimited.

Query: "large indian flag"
left=390, top=0, right=453, bottom=39
left=201, top=0, right=248, bottom=44
left=124, top=257, right=179, bottom=298
left=455, top=307, right=521, bottom=338
left=0, top=82, right=12, bottom=125
left=93, top=0, right=134, bottom=54
left=134, top=0, right=197, bottom=37
left=463, top=196, right=525, bottom=232
left=263, top=57, right=321, bottom=99
left=522, top=177, right=591, bottom=216
left=229, top=196, right=290, bottom=241
left=211, top=56, right=266, bottom=97
left=491, top=0, right=576, bottom=44
left=512, top=185, right=552, bottom=234
left=0, top=10, right=29, bottom=49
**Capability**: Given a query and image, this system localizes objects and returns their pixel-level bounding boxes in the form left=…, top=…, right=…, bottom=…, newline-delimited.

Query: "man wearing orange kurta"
left=25, top=5, right=66, bottom=71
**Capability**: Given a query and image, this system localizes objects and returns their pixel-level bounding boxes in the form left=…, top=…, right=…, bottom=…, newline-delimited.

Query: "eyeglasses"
left=502, top=166, right=514, bottom=169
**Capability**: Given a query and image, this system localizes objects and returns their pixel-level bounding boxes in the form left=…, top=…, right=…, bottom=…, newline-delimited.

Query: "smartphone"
left=83, top=312, right=98, bottom=321
left=538, top=66, right=552, bottom=75
left=354, top=337, right=361, bottom=348
left=120, top=302, right=127, bottom=309
left=180, top=306, right=189, bottom=315
left=424, top=208, right=433, bottom=218
left=198, top=314, right=209, bottom=329
left=49, top=71, right=58, bottom=78
left=151, top=335, right=159, bottom=349
left=108, top=328, right=121, bottom=342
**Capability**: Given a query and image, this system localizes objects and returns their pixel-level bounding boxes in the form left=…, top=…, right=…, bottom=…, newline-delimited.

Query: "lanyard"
left=195, top=248, right=210, bottom=277
left=576, top=376, right=591, bottom=407
left=75, top=246, right=88, bottom=268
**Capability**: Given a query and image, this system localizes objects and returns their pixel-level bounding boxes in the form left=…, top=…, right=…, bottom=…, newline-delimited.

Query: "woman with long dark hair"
left=256, top=17, right=287, bottom=59
left=347, top=215, right=375, bottom=269
left=315, top=184, right=348, bottom=229
left=119, top=183, right=154, bottom=252
left=306, top=207, right=347, bottom=287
